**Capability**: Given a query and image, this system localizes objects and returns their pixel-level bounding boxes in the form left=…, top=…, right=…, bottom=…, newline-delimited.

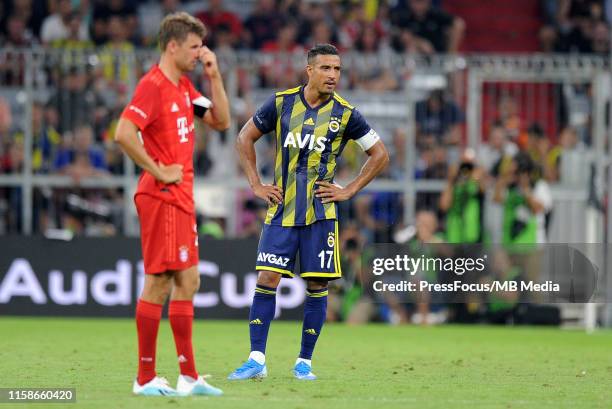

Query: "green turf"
left=0, top=318, right=610, bottom=409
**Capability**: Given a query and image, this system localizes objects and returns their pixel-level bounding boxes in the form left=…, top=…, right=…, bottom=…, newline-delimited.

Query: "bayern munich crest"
left=179, top=246, right=189, bottom=262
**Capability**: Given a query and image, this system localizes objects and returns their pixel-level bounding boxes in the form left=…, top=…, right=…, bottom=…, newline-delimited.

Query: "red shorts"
left=135, top=194, right=199, bottom=275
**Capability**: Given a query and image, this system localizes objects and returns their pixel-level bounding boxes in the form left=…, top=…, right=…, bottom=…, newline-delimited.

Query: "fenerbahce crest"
left=328, top=117, right=340, bottom=133
left=327, top=232, right=335, bottom=248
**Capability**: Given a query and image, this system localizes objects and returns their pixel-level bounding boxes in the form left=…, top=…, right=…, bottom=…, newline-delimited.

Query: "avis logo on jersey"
left=283, top=132, right=328, bottom=152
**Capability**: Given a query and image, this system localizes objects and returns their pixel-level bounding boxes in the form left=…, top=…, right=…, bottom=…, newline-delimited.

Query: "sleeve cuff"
left=120, top=110, right=147, bottom=131
left=354, top=129, right=380, bottom=151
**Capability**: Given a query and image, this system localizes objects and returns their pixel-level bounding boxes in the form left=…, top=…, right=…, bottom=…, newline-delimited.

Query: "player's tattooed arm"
left=236, top=118, right=283, bottom=206
left=315, top=140, right=389, bottom=203
left=115, top=118, right=183, bottom=184
left=199, top=46, right=230, bottom=131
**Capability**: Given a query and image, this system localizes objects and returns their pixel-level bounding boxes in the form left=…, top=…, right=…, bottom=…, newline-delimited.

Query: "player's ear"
left=167, top=39, right=177, bottom=54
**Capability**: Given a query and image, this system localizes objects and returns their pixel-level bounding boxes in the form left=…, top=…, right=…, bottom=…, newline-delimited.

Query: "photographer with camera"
left=439, top=149, right=486, bottom=244
left=493, top=152, right=552, bottom=245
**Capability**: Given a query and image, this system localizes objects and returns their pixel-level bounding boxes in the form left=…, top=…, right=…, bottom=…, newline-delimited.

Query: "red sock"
left=135, top=299, right=162, bottom=385
left=169, top=300, right=198, bottom=379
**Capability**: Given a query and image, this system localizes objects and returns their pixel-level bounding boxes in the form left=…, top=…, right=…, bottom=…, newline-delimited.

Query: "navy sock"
left=299, top=287, right=328, bottom=360
left=249, top=284, right=277, bottom=354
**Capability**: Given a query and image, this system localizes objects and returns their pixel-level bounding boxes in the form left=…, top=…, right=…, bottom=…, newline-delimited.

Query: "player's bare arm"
left=315, top=140, right=389, bottom=204
left=115, top=118, right=183, bottom=184
left=199, top=46, right=230, bottom=131
left=235, top=118, right=283, bottom=206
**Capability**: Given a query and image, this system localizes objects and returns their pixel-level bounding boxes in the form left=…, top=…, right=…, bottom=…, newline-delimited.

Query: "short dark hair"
left=159, top=12, right=207, bottom=51
left=307, top=44, right=339, bottom=64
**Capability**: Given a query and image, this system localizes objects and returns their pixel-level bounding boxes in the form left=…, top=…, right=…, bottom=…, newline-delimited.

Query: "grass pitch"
left=0, top=317, right=610, bottom=409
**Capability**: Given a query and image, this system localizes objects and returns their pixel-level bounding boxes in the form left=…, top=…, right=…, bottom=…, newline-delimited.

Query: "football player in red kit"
left=115, top=12, right=230, bottom=397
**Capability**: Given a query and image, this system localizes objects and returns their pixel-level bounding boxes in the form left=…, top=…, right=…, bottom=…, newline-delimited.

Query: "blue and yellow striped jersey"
left=253, top=86, right=376, bottom=226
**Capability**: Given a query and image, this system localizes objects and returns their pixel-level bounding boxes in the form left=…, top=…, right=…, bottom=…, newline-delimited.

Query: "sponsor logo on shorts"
left=257, top=252, right=289, bottom=267
left=327, top=232, right=335, bottom=248
left=179, top=246, right=189, bottom=262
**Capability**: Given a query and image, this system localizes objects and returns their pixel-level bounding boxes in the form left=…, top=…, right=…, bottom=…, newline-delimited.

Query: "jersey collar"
left=299, top=85, right=334, bottom=111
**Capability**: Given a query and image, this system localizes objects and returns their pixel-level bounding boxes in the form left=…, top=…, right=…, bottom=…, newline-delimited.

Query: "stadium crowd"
left=0, top=0, right=605, bottom=323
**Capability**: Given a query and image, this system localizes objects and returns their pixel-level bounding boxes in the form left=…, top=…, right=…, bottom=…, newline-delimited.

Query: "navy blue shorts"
left=255, top=219, right=342, bottom=280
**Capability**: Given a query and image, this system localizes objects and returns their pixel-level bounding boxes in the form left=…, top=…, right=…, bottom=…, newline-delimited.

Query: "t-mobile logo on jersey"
left=177, top=117, right=189, bottom=143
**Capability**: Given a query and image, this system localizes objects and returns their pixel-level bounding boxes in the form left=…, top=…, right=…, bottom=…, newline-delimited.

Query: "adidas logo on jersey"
left=257, top=252, right=290, bottom=267
left=303, top=117, right=315, bottom=126
left=283, top=132, right=326, bottom=152
left=171, top=102, right=179, bottom=112
left=250, top=319, right=263, bottom=325
left=304, top=329, right=317, bottom=335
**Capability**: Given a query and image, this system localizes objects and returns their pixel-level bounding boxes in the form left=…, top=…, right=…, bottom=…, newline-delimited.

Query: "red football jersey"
left=121, top=65, right=211, bottom=214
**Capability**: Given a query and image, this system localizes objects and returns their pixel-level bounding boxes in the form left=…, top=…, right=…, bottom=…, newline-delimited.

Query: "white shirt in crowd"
left=40, top=15, right=89, bottom=44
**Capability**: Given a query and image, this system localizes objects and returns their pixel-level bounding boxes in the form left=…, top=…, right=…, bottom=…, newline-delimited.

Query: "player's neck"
left=158, top=56, right=182, bottom=86
left=303, top=83, right=332, bottom=107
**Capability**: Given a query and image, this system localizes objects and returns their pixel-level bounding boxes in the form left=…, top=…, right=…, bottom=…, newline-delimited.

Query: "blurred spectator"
left=477, top=121, right=518, bottom=175
left=53, top=125, right=108, bottom=182
left=242, top=0, right=285, bottom=49
left=348, top=24, right=398, bottom=91
left=238, top=197, right=268, bottom=239
left=196, top=0, right=243, bottom=49
left=99, top=15, right=135, bottom=85
left=0, top=135, right=24, bottom=175
left=391, top=0, right=465, bottom=53
left=92, top=0, right=138, bottom=44
left=0, top=137, right=24, bottom=232
left=3, top=0, right=48, bottom=39
left=48, top=67, right=101, bottom=134
left=139, top=0, right=180, bottom=46
left=415, top=90, right=464, bottom=146
left=496, top=95, right=522, bottom=141
left=1, top=13, right=36, bottom=47
left=308, top=20, right=338, bottom=49
left=354, top=169, right=403, bottom=243
left=494, top=153, right=553, bottom=244
left=11, top=102, right=62, bottom=174
left=0, top=13, right=37, bottom=85
left=259, top=21, right=302, bottom=88
left=391, top=26, right=435, bottom=54
left=416, top=144, right=448, bottom=179
left=0, top=98, right=14, bottom=161
left=439, top=149, right=486, bottom=243
left=589, top=20, right=610, bottom=54
left=40, top=0, right=88, bottom=45
left=525, top=122, right=558, bottom=182
left=0, top=98, right=22, bottom=232
left=50, top=11, right=94, bottom=51
left=546, top=125, right=584, bottom=183
left=388, top=128, right=407, bottom=180
left=540, top=0, right=607, bottom=53
left=300, top=4, right=339, bottom=48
